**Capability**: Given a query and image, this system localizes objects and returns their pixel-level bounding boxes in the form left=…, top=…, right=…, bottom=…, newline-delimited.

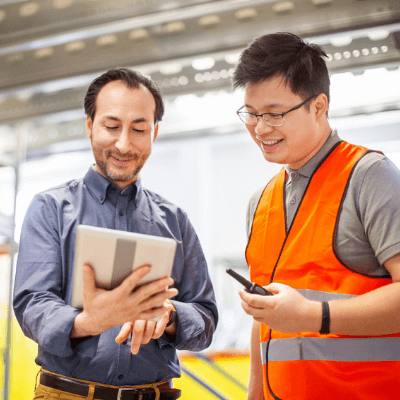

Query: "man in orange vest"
left=232, top=32, right=400, bottom=399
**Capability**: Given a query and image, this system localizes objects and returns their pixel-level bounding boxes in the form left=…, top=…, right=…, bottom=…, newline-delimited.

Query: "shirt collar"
left=83, top=166, right=140, bottom=204
left=285, top=129, right=341, bottom=180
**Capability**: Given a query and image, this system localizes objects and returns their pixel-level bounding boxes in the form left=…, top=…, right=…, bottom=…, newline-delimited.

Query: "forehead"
left=244, top=76, right=296, bottom=106
left=95, top=80, right=156, bottom=119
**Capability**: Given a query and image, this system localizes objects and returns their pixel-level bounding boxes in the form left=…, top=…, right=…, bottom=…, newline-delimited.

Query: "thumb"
left=82, top=263, right=96, bottom=297
left=266, top=282, right=284, bottom=295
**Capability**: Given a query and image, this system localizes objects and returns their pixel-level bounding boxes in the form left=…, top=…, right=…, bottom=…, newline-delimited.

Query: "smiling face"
left=243, top=75, right=331, bottom=170
left=86, top=80, right=159, bottom=190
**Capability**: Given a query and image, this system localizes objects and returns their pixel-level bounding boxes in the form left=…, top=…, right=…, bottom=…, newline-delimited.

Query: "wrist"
left=302, top=300, right=323, bottom=333
left=319, top=301, right=331, bottom=335
left=164, top=300, right=177, bottom=335
left=71, top=312, right=100, bottom=338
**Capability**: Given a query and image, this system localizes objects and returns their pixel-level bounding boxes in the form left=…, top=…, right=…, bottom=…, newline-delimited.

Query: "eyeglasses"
left=236, top=95, right=317, bottom=127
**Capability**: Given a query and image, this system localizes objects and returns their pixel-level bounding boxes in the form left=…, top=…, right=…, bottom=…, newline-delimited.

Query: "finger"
left=115, top=322, right=133, bottom=344
left=133, top=276, right=175, bottom=301
left=238, top=290, right=268, bottom=309
left=119, top=265, right=152, bottom=294
left=138, top=302, right=172, bottom=321
left=266, top=283, right=283, bottom=294
left=241, top=300, right=271, bottom=320
left=152, top=308, right=171, bottom=339
left=82, top=264, right=96, bottom=300
left=141, top=320, right=156, bottom=344
left=133, top=288, right=178, bottom=317
left=130, top=320, right=146, bottom=355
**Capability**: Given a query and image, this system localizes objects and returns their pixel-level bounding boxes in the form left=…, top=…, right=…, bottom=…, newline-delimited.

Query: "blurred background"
left=1, top=0, right=400, bottom=399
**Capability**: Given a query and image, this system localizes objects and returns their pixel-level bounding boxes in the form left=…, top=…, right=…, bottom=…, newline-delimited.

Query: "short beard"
left=91, top=136, right=151, bottom=183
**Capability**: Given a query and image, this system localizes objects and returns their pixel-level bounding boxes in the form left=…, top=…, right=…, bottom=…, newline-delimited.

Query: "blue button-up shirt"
left=14, top=166, right=218, bottom=385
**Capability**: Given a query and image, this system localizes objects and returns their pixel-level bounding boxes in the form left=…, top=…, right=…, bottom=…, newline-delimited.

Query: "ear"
left=152, top=123, right=159, bottom=143
left=313, top=93, right=329, bottom=119
left=86, top=116, right=93, bottom=139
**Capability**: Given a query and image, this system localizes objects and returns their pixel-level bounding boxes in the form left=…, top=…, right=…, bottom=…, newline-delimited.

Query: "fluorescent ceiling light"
left=192, top=57, right=215, bottom=71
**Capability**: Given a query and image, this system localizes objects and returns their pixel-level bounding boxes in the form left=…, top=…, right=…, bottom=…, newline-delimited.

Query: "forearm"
left=329, top=282, right=400, bottom=336
left=248, top=321, right=264, bottom=400
left=14, top=293, right=81, bottom=357
left=70, top=311, right=99, bottom=338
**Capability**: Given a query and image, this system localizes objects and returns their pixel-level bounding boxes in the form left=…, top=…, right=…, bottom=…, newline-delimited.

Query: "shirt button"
left=119, top=211, right=123, bottom=216
left=118, top=374, right=124, bottom=380
left=290, top=198, right=296, bottom=204
left=100, top=197, right=104, bottom=202
left=294, top=173, right=300, bottom=180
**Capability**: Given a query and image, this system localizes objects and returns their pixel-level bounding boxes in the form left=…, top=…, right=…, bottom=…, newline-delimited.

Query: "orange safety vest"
left=246, top=141, right=400, bottom=400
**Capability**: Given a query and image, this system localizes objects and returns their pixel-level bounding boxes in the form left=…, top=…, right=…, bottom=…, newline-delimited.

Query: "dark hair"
left=84, top=68, right=164, bottom=122
left=233, top=32, right=330, bottom=105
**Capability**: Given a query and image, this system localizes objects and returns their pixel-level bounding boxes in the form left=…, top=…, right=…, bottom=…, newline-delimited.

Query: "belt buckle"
left=117, top=388, right=147, bottom=400
left=117, top=387, right=139, bottom=400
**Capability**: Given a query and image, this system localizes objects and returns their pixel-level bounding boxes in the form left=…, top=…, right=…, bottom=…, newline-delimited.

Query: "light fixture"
left=96, top=35, right=118, bottom=46
left=192, top=57, right=215, bottom=71
left=220, top=69, right=229, bottom=79
left=164, top=21, right=185, bottom=34
left=0, top=9, right=6, bottom=22
left=198, top=15, right=221, bottom=27
left=235, top=8, right=257, bottom=20
left=178, top=76, right=189, bottom=85
left=311, top=0, right=333, bottom=5
left=224, top=53, right=240, bottom=65
left=194, top=73, right=203, bottom=83
left=19, top=2, right=40, bottom=17
left=331, top=36, right=352, bottom=47
left=129, top=29, right=149, bottom=40
left=203, top=72, right=213, bottom=82
left=368, top=30, right=390, bottom=41
left=35, top=47, right=54, bottom=59
left=65, top=41, right=85, bottom=53
left=272, top=1, right=294, bottom=14
left=53, top=0, right=73, bottom=10
left=159, top=62, right=183, bottom=75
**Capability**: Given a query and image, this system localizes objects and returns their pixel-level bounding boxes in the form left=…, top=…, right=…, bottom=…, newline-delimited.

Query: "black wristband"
left=319, top=301, right=330, bottom=335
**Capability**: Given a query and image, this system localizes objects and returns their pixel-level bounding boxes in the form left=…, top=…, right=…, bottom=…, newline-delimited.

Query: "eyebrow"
left=103, top=115, right=148, bottom=123
left=243, top=102, right=285, bottom=110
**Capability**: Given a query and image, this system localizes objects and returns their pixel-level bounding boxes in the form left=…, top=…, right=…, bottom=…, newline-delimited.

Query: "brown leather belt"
left=40, top=371, right=181, bottom=400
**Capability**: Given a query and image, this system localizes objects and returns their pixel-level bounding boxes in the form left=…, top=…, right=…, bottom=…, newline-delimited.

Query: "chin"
left=262, top=153, right=285, bottom=165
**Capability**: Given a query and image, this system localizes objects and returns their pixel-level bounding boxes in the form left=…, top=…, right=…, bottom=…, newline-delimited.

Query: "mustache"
left=107, top=151, right=139, bottom=160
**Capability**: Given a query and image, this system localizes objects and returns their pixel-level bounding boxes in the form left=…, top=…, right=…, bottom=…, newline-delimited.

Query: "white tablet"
left=71, top=225, right=177, bottom=309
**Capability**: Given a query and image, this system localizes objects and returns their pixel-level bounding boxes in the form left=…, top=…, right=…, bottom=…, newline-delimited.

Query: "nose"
left=254, top=116, right=274, bottom=137
left=115, top=130, right=131, bottom=154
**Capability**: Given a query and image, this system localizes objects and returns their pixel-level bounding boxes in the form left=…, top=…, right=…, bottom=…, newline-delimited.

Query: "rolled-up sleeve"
left=13, top=194, right=98, bottom=358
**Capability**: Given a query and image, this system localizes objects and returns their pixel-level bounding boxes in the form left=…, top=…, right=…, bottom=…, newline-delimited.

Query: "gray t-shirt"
left=246, top=130, right=400, bottom=277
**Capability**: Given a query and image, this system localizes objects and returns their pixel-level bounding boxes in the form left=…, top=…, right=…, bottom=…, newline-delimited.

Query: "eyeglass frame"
left=236, top=94, right=318, bottom=127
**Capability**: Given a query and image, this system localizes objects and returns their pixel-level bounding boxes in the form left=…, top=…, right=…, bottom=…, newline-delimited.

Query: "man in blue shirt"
left=13, top=68, right=218, bottom=399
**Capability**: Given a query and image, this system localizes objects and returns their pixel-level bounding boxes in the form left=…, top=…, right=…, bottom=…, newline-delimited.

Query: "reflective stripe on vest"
left=296, top=288, right=355, bottom=302
left=261, top=337, right=400, bottom=363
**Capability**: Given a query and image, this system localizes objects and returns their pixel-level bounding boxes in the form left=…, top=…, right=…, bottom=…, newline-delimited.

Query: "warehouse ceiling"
left=0, top=0, right=400, bottom=162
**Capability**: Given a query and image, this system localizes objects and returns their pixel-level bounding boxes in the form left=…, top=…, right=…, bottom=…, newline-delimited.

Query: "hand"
left=115, top=301, right=174, bottom=354
left=71, top=264, right=178, bottom=338
left=239, top=283, right=321, bottom=333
